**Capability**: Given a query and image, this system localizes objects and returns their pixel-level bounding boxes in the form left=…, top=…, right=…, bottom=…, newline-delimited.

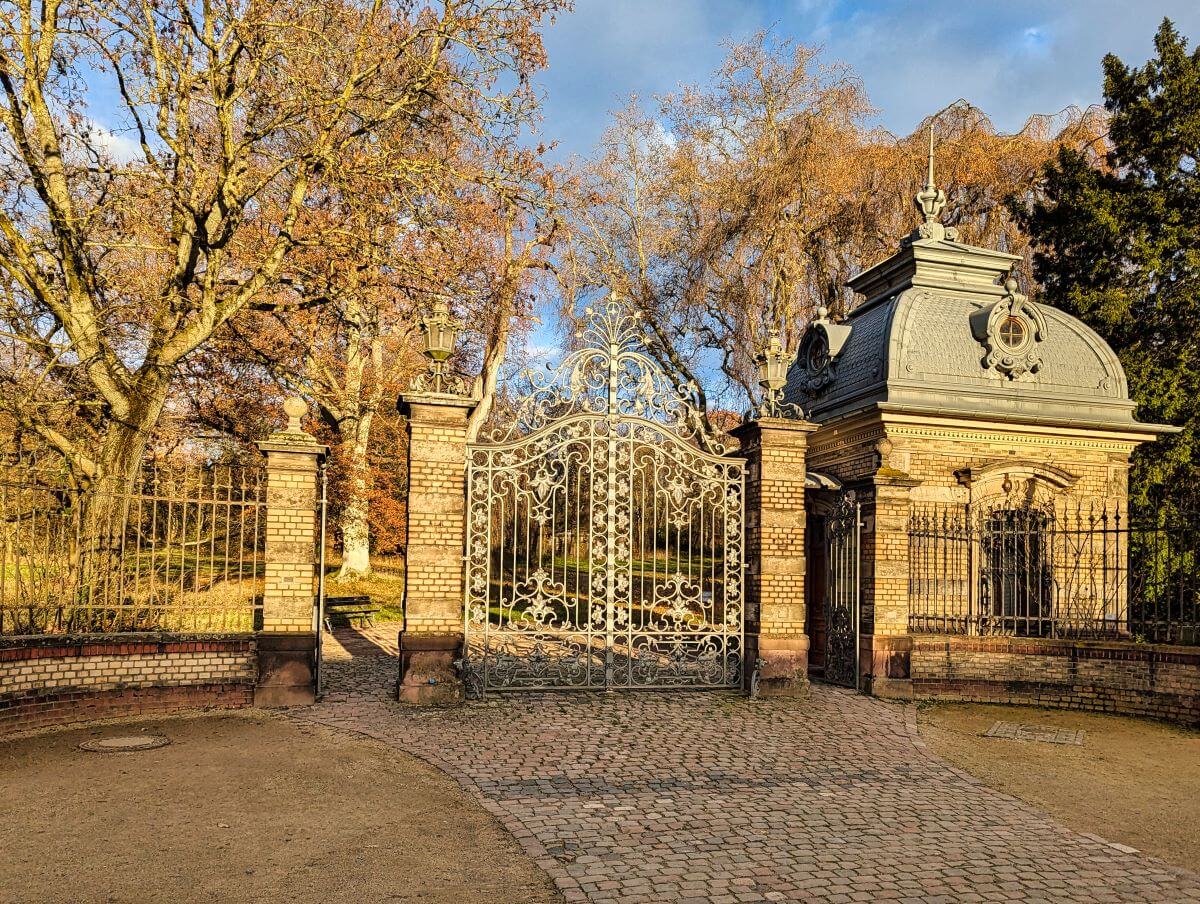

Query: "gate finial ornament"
left=482, top=294, right=726, bottom=454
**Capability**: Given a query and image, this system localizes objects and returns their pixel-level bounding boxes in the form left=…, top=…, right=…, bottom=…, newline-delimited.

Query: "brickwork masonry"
left=911, top=635, right=1200, bottom=726
left=0, top=634, right=256, bottom=736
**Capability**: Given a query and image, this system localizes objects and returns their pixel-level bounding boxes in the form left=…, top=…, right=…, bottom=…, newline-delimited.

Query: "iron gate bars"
left=0, top=461, right=266, bottom=636
left=823, top=490, right=861, bottom=689
left=461, top=300, right=746, bottom=694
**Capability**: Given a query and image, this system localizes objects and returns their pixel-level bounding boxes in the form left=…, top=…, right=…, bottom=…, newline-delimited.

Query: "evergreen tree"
left=1013, top=19, right=1200, bottom=512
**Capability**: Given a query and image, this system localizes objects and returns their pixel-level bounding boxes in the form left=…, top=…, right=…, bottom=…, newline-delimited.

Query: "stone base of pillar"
left=860, top=634, right=913, bottom=700
left=398, top=632, right=465, bottom=705
left=752, top=635, right=810, bottom=696
left=254, top=632, right=317, bottom=706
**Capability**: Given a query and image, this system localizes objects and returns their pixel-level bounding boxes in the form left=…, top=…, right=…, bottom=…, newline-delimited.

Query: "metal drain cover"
left=80, top=735, right=170, bottom=753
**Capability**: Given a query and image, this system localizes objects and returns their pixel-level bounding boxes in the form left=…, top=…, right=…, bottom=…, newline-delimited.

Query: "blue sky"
left=532, top=0, right=1200, bottom=156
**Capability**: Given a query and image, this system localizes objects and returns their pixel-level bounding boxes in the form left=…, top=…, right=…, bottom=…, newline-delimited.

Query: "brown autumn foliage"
left=0, top=10, right=1115, bottom=573
left=0, top=0, right=565, bottom=489
left=183, top=83, right=562, bottom=578
left=564, top=33, right=1109, bottom=429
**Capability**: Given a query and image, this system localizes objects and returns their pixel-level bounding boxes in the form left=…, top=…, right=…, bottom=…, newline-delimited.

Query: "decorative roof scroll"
left=969, top=277, right=1048, bottom=380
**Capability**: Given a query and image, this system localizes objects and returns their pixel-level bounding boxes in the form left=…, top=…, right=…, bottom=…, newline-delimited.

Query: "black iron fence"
left=908, top=500, right=1199, bottom=645
left=0, top=461, right=265, bottom=636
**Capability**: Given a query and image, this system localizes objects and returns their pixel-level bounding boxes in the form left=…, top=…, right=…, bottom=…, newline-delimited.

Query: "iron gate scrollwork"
left=462, top=299, right=746, bottom=694
left=824, top=490, right=861, bottom=688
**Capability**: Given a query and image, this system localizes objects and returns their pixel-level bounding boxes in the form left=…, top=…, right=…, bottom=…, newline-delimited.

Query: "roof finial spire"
left=925, top=123, right=936, bottom=195
left=908, top=122, right=957, bottom=243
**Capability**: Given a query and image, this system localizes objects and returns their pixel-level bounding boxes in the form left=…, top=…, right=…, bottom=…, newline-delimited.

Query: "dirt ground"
left=917, top=702, right=1200, bottom=870
left=0, top=712, right=561, bottom=904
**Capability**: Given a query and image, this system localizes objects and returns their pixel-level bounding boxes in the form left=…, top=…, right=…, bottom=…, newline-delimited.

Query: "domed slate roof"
left=783, top=169, right=1145, bottom=431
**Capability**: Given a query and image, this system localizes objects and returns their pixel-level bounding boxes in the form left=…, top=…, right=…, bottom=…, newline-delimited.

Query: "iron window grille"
left=908, top=500, right=1198, bottom=645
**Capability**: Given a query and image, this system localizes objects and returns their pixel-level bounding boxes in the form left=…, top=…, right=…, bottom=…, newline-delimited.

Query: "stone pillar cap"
left=730, top=416, right=819, bottom=441
left=257, top=396, right=329, bottom=459
left=397, top=390, right=478, bottom=418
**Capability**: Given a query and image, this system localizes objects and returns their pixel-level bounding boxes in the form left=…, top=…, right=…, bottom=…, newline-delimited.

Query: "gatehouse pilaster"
left=859, top=471, right=920, bottom=699
left=732, top=416, right=818, bottom=696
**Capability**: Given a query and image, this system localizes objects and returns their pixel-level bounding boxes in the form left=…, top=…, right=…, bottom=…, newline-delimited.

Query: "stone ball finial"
left=283, top=395, right=307, bottom=432
left=816, top=305, right=829, bottom=321
left=1005, top=277, right=1019, bottom=294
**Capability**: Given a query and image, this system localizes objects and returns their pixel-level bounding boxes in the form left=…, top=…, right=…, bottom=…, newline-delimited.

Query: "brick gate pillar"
left=255, top=397, right=328, bottom=706
left=732, top=416, right=819, bottom=696
left=395, top=392, right=476, bottom=704
left=859, top=472, right=920, bottom=699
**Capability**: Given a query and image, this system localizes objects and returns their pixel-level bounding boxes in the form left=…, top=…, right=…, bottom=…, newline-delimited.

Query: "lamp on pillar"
left=750, top=326, right=802, bottom=420
left=395, top=295, right=478, bottom=706
left=413, top=296, right=468, bottom=395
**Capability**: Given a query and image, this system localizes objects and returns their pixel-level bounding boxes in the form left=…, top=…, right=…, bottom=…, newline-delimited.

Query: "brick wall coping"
left=0, top=632, right=256, bottom=661
left=911, top=634, right=1200, bottom=666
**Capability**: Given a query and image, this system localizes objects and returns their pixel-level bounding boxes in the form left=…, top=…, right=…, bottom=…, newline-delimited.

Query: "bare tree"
left=0, top=0, right=563, bottom=487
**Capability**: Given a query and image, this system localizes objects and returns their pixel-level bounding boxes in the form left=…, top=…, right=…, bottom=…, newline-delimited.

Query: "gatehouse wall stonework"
left=910, top=635, right=1200, bottom=725
left=803, top=412, right=1151, bottom=700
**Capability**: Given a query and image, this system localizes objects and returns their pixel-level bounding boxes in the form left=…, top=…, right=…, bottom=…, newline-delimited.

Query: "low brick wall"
left=0, top=634, right=257, bottom=736
left=911, top=635, right=1200, bottom=725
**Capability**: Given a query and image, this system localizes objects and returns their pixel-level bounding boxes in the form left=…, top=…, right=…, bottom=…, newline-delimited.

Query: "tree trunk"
left=94, top=375, right=173, bottom=488
left=334, top=412, right=375, bottom=582
left=63, top=376, right=172, bottom=631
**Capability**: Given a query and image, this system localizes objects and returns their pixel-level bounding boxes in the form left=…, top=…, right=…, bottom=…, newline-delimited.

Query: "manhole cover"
left=984, top=721, right=1084, bottom=745
left=79, top=735, right=170, bottom=753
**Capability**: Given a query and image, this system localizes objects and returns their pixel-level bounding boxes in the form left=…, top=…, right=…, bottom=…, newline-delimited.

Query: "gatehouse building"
left=384, top=148, right=1198, bottom=725
left=785, top=154, right=1176, bottom=702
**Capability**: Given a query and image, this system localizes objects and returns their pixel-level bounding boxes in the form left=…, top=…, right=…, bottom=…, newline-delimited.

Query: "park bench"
left=322, top=595, right=380, bottom=632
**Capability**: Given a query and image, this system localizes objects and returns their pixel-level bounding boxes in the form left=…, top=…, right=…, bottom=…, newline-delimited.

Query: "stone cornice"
left=256, top=434, right=329, bottom=460
left=847, top=238, right=1020, bottom=310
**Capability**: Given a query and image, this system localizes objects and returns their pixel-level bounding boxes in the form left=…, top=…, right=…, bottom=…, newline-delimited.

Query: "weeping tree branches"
left=565, top=31, right=1108, bottom=433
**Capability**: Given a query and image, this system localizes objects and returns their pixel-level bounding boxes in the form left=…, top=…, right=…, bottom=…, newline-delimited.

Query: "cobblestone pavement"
left=319, top=622, right=398, bottom=701
left=302, top=632, right=1200, bottom=903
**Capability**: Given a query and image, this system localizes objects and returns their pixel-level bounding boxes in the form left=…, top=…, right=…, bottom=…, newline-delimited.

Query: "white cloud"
left=536, top=0, right=762, bottom=156
left=85, top=120, right=142, bottom=164
left=794, top=0, right=1200, bottom=135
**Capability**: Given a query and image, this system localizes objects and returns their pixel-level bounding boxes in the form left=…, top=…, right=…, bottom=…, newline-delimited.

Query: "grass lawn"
left=321, top=556, right=405, bottom=622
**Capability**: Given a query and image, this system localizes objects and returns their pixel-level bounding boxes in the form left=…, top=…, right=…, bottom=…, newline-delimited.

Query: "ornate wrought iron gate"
left=461, top=300, right=745, bottom=694
left=823, top=491, right=861, bottom=688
